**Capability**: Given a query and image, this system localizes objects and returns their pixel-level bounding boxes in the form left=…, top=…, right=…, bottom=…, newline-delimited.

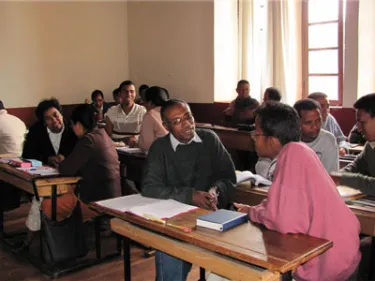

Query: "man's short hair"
left=112, top=88, right=120, bottom=98
left=293, top=98, right=321, bottom=118
left=91, top=90, right=104, bottom=101
left=160, top=98, right=190, bottom=124
left=35, top=98, right=62, bottom=121
left=308, top=92, right=328, bottom=101
left=256, top=102, right=301, bottom=145
left=119, top=80, right=135, bottom=92
left=237, top=79, right=249, bottom=88
left=265, top=87, right=282, bottom=101
left=0, top=100, right=4, bottom=110
left=139, top=84, right=149, bottom=92
left=354, top=93, right=375, bottom=118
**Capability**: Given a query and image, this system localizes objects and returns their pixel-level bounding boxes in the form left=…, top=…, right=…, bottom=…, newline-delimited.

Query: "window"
left=302, top=0, right=344, bottom=105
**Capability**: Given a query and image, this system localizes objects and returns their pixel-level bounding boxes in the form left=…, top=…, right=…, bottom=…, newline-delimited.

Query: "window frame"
left=302, top=0, right=344, bottom=106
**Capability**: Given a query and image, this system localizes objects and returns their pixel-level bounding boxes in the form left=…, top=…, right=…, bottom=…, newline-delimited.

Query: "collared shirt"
left=169, top=132, right=202, bottom=152
left=47, top=124, right=64, bottom=154
left=0, top=109, right=27, bottom=155
left=105, top=104, right=146, bottom=139
left=369, top=141, right=375, bottom=149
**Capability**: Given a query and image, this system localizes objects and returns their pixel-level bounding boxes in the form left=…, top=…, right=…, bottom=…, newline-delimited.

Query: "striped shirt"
left=105, top=104, right=146, bottom=139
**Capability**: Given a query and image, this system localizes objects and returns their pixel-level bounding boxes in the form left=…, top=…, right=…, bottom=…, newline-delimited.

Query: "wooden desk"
left=0, top=161, right=119, bottom=278
left=92, top=204, right=332, bottom=281
left=0, top=162, right=79, bottom=197
left=196, top=123, right=255, bottom=152
left=116, top=150, right=146, bottom=189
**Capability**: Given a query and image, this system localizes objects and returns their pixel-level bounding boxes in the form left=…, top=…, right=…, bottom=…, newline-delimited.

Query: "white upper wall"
left=127, top=1, right=214, bottom=103
left=0, top=2, right=128, bottom=108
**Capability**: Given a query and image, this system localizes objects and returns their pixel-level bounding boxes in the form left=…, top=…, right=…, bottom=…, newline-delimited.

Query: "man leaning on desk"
left=141, top=98, right=236, bottom=281
left=332, top=93, right=375, bottom=195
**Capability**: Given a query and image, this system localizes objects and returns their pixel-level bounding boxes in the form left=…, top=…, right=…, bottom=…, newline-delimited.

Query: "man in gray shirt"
left=294, top=99, right=339, bottom=172
left=332, top=93, right=375, bottom=196
left=308, top=92, right=349, bottom=156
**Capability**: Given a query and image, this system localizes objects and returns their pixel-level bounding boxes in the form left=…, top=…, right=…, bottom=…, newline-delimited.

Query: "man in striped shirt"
left=105, top=80, right=146, bottom=144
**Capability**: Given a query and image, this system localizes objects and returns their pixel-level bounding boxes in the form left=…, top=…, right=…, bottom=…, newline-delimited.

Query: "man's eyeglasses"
left=167, top=112, right=194, bottom=126
left=250, top=131, right=265, bottom=141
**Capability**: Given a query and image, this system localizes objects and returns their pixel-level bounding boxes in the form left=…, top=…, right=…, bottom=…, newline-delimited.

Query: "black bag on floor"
left=41, top=201, right=88, bottom=264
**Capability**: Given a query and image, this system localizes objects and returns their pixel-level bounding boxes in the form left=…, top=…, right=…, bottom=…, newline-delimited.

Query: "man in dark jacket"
left=142, top=99, right=236, bottom=281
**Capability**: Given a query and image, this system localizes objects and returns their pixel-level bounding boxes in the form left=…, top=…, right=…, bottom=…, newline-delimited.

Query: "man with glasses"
left=141, top=98, right=236, bottom=281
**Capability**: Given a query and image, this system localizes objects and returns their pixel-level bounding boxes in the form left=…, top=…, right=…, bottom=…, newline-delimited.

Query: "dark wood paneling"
left=330, top=107, right=356, bottom=136
left=189, top=102, right=229, bottom=125
left=6, top=102, right=356, bottom=136
left=7, top=104, right=81, bottom=128
left=190, top=102, right=356, bottom=137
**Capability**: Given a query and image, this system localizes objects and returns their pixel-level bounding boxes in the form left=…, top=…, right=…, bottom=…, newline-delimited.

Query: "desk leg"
left=51, top=185, right=57, bottom=221
left=198, top=267, right=206, bottom=281
left=369, top=237, right=375, bottom=280
left=123, top=237, right=131, bottom=281
left=0, top=203, right=3, bottom=238
left=280, top=271, right=292, bottom=281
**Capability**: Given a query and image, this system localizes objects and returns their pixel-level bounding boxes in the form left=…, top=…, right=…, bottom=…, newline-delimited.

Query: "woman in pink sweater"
left=138, top=86, right=169, bottom=151
left=234, top=102, right=360, bottom=281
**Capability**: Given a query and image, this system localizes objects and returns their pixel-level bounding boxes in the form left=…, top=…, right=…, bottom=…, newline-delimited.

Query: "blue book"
left=196, top=209, right=248, bottom=232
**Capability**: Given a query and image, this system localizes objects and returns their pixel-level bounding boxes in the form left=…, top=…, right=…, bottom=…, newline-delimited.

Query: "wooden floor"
left=0, top=203, right=201, bottom=281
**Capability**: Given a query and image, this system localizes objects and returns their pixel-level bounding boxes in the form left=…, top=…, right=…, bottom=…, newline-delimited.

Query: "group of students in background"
left=0, top=77, right=374, bottom=281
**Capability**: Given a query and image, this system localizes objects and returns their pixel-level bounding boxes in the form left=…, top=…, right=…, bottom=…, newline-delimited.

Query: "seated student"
left=137, top=86, right=169, bottom=151
left=0, top=100, right=27, bottom=155
left=42, top=104, right=121, bottom=219
left=262, top=87, right=281, bottom=103
left=22, top=98, right=77, bottom=166
left=136, top=84, right=149, bottom=104
left=294, top=99, right=339, bottom=172
left=0, top=100, right=27, bottom=219
left=348, top=123, right=366, bottom=145
left=111, top=88, right=122, bottom=106
left=105, top=80, right=146, bottom=144
left=90, top=90, right=112, bottom=121
left=142, top=98, right=236, bottom=281
left=18, top=105, right=121, bottom=251
left=223, top=80, right=259, bottom=127
left=332, top=93, right=375, bottom=195
left=224, top=102, right=360, bottom=281
left=308, top=92, right=349, bottom=156
left=209, top=104, right=361, bottom=281
left=16, top=98, right=77, bottom=251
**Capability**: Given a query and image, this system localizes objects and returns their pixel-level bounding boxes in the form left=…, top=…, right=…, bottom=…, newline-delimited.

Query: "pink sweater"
left=138, top=107, right=168, bottom=151
left=249, top=142, right=360, bottom=281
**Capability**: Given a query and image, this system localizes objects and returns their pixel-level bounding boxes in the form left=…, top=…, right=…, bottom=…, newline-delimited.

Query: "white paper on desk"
left=116, top=147, right=142, bottom=153
left=128, top=199, right=198, bottom=220
left=96, top=194, right=162, bottom=212
left=17, top=166, right=59, bottom=176
left=236, top=170, right=272, bottom=186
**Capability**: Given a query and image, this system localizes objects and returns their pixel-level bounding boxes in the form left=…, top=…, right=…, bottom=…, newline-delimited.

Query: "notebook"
left=196, top=209, right=248, bottom=232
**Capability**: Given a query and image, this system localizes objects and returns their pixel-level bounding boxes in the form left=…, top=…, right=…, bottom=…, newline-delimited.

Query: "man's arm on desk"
left=332, top=172, right=375, bottom=197
left=341, top=144, right=369, bottom=174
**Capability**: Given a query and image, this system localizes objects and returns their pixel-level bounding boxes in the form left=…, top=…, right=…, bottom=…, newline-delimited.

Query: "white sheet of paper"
left=116, top=147, right=142, bottom=153
left=96, top=194, right=162, bottom=212
left=17, top=166, right=59, bottom=176
left=128, top=199, right=198, bottom=220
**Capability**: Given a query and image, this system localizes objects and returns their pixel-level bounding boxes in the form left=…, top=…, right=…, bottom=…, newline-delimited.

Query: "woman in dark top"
left=22, top=98, right=77, bottom=165
left=42, top=104, right=121, bottom=221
